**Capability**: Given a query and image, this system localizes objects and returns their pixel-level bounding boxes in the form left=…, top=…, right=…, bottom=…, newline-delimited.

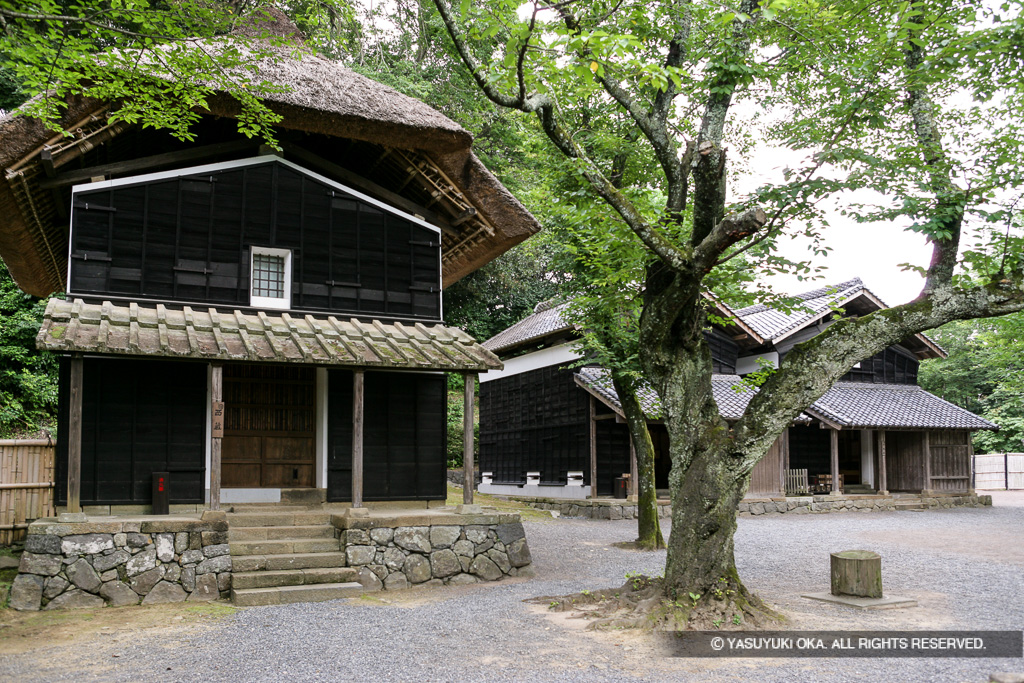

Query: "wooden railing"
left=0, top=439, right=55, bottom=545
left=785, top=468, right=810, bottom=496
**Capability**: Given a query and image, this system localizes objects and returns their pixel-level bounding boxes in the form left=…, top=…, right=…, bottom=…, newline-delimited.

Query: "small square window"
left=252, top=254, right=285, bottom=298
left=250, top=247, right=291, bottom=310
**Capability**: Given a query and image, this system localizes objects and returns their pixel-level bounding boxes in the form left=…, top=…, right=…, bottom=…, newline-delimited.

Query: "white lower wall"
left=478, top=482, right=591, bottom=499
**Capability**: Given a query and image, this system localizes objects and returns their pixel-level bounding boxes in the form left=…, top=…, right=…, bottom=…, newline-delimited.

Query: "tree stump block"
left=830, top=550, right=882, bottom=598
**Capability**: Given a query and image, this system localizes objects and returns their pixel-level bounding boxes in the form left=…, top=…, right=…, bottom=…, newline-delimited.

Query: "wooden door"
left=222, top=365, right=316, bottom=488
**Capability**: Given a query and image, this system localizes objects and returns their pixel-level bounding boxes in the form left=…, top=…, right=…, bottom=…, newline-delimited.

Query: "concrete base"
left=801, top=591, right=918, bottom=610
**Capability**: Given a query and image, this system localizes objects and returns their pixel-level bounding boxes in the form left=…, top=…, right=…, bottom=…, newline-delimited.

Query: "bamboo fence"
left=0, top=439, right=55, bottom=545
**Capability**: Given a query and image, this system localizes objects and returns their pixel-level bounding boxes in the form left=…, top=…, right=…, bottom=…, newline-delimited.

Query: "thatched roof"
left=0, top=16, right=540, bottom=296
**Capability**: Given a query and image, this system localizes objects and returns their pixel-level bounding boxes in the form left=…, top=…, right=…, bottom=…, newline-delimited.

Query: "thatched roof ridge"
left=198, top=41, right=473, bottom=155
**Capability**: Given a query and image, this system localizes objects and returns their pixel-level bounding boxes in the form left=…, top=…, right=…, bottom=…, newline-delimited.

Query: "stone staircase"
left=227, top=501, right=367, bottom=606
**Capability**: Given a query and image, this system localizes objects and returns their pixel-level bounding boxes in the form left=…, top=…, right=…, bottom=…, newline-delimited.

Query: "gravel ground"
left=2, top=500, right=1022, bottom=683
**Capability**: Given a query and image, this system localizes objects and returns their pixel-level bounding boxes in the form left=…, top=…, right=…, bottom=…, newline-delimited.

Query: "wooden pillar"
left=589, top=396, right=597, bottom=499
left=463, top=374, right=475, bottom=505
left=67, top=355, right=84, bottom=513
left=628, top=438, right=638, bottom=500
left=922, top=430, right=932, bottom=494
left=830, top=428, right=841, bottom=495
left=210, top=363, right=223, bottom=511
left=968, top=432, right=975, bottom=494
left=878, top=429, right=888, bottom=495
left=352, top=370, right=365, bottom=508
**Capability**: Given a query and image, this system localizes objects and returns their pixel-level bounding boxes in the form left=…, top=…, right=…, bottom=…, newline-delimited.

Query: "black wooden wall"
left=786, top=425, right=833, bottom=478
left=478, top=365, right=591, bottom=487
left=706, top=329, right=739, bottom=374
left=595, top=420, right=632, bottom=497
left=68, top=160, right=441, bottom=320
left=56, top=358, right=207, bottom=505
left=841, top=346, right=919, bottom=384
left=326, top=370, right=446, bottom=501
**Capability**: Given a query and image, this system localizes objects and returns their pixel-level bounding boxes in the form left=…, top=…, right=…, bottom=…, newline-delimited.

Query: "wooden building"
left=0, top=28, right=540, bottom=512
left=478, top=280, right=995, bottom=501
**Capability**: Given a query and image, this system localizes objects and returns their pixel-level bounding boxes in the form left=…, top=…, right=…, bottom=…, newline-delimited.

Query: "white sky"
left=735, top=149, right=933, bottom=306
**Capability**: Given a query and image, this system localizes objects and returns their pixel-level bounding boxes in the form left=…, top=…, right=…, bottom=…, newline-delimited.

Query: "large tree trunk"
left=611, top=372, right=665, bottom=550
left=638, top=267, right=771, bottom=619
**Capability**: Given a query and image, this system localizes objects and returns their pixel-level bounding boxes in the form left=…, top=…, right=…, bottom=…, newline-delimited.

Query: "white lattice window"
left=250, top=247, right=291, bottom=309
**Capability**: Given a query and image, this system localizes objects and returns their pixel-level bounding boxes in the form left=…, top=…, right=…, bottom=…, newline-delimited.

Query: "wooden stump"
left=830, top=550, right=883, bottom=598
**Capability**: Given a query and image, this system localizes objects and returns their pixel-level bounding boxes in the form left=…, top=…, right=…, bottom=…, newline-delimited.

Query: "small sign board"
left=212, top=401, right=225, bottom=438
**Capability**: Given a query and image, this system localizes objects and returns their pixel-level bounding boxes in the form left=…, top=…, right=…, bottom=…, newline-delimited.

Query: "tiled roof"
left=575, top=367, right=798, bottom=422
left=575, top=367, right=993, bottom=430
left=37, top=299, right=503, bottom=372
left=734, top=278, right=867, bottom=341
left=482, top=301, right=575, bottom=353
left=807, top=383, right=997, bottom=430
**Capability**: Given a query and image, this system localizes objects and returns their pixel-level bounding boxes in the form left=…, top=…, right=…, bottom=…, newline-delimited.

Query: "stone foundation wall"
left=738, top=493, right=992, bottom=516
left=10, top=512, right=231, bottom=611
left=520, top=498, right=672, bottom=520
left=334, top=513, right=532, bottom=590
left=521, top=493, right=993, bottom=519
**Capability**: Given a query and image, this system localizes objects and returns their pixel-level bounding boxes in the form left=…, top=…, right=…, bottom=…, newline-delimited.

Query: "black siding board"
left=841, top=346, right=919, bottom=384
left=326, top=370, right=446, bottom=502
left=478, top=365, right=590, bottom=486
left=69, top=160, right=442, bottom=321
left=56, top=358, right=206, bottom=506
left=705, top=329, right=739, bottom=375
left=595, top=421, right=631, bottom=497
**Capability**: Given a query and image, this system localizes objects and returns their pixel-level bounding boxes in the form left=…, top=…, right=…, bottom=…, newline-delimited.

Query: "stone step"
left=229, top=525, right=336, bottom=542
left=226, top=512, right=333, bottom=527
left=228, top=504, right=311, bottom=513
left=894, top=501, right=924, bottom=510
left=279, top=488, right=326, bottom=506
left=232, top=551, right=349, bottom=572
left=230, top=538, right=340, bottom=556
left=231, top=582, right=366, bottom=607
left=232, top=567, right=358, bottom=589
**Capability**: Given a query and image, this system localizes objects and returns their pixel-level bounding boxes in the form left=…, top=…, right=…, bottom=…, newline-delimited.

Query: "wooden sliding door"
left=222, top=365, right=316, bottom=488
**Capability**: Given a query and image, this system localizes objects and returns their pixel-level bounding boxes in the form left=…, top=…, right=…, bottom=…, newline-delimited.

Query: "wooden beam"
left=878, top=429, right=888, bottom=495
left=589, top=395, right=598, bottom=499
left=352, top=370, right=365, bottom=508
left=830, top=428, right=841, bottom=495
left=281, top=143, right=459, bottom=236
left=463, top=374, right=475, bottom=505
left=38, top=139, right=258, bottom=189
left=210, top=363, right=223, bottom=511
left=450, top=207, right=477, bottom=227
left=67, top=355, right=84, bottom=513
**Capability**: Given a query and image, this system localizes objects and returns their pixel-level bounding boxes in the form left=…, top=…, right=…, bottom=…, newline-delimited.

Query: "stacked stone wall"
left=11, top=513, right=231, bottom=611
left=335, top=515, right=531, bottom=590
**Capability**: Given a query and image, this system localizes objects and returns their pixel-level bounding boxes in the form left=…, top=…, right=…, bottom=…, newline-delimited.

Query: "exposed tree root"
left=530, top=575, right=785, bottom=631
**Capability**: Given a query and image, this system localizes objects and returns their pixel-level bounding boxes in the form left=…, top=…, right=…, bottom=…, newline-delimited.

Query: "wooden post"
left=628, top=438, right=638, bottom=500
left=67, top=355, right=84, bottom=513
left=210, top=363, right=223, bottom=511
left=830, top=428, right=841, bottom=495
left=352, top=370, right=364, bottom=508
left=589, top=396, right=598, bottom=499
left=922, top=430, right=932, bottom=495
left=878, top=429, right=888, bottom=495
left=463, top=374, right=475, bottom=505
